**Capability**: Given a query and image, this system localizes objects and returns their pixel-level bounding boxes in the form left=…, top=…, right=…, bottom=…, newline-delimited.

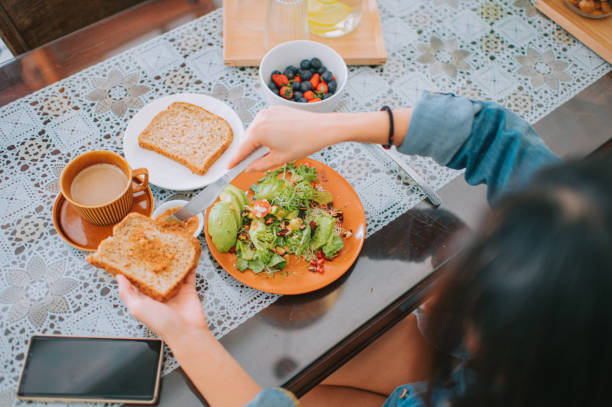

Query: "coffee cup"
left=60, top=150, right=149, bottom=226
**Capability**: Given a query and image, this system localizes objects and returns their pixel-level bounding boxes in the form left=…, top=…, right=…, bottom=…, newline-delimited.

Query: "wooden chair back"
left=0, top=0, right=147, bottom=55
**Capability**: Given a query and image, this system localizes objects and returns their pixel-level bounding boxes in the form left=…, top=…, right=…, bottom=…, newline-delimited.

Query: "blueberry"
left=292, top=81, right=301, bottom=91
left=323, top=93, right=333, bottom=100
left=286, top=65, right=298, bottom=73
left=293, top=91, right=303, bottom=100
left=283, top=69, right=295, bottom=80
left=300, top=59, right=311, bottom=70
left=268, top=82, right=278, bottom=91
left=297, top=98, right=308, bottom=103
left=310, top=58, right=322, bottom=70
left=300, top=81, right=312, bottom=92
left=328, top=80, right=337, bottom=93
left=272, top=87, right=280, bottom=95
left=322, top=71, right=333, bottom=83
left=300, top=70, right=313, bottom=81
left=318, top=66, right=327, bottom=75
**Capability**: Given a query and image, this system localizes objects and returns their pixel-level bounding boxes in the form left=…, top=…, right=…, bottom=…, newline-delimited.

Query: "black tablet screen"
left=18, top=336, right=162, bottom=401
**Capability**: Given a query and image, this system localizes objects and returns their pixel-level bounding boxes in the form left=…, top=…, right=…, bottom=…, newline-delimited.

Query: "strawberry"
left=303, top=90, right=315, bottom=101
left=310, top=73, right=320, bottom=89
left=316, top=82, right=328, bottom=95
left=293, top=75, right=301, bottom=83
left=280, top=85, right=293, bottom=100
left=308, top=98, right=322, bottom=103
left=272, top=74, right=289, bottom=87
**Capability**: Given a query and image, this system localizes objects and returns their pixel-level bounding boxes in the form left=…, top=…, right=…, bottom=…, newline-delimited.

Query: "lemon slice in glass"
left=308, top=1, right=351, bottom=28
left=308, top=0, right=325, bottom=14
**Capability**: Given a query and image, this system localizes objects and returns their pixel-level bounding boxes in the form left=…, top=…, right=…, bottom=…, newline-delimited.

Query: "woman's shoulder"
left=383, top=381, right=458, bottom=407
left=245, top=387, right=300, bottom=407
left=383, top=362, right=471, bottom=407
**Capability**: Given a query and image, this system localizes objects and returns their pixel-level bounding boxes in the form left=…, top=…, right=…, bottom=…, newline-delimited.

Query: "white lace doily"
left=0, top=1, right=610, bottom=405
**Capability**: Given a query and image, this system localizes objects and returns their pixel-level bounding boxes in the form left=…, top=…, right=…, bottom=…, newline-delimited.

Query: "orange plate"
left=53, top=180, right=154, bottom=252
left=204, top=158, right=366, bottom=295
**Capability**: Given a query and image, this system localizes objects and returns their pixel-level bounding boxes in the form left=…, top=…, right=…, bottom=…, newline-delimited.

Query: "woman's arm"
left=227, top=106, right=413, bottom=172
left=229, top=93, right=560, bottom=205
left=402, top=92, right=560, bottom=203
left=116, top=273, right=264, bottom=407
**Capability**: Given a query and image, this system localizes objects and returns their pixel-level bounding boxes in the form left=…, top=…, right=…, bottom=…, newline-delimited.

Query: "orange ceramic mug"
left=60, top=150, right=148, bottom=226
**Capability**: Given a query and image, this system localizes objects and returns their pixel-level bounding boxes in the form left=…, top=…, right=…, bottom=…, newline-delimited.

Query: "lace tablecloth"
left=0, top=1, right=609, bottom=404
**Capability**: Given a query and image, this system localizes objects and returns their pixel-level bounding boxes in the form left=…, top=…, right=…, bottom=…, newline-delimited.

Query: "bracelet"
left=381, top=106, right=394, bottom=149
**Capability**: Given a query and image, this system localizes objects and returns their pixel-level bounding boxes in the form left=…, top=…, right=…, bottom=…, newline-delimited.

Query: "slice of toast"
left=138, top=102, right=233, bottom=175
left=86, top=213, right=201, bottom=302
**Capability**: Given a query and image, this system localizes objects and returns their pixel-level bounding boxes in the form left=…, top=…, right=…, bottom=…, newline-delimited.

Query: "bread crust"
left=138, top=102, right=233, bottom=175
left=86, top=213, right=202, bottom=302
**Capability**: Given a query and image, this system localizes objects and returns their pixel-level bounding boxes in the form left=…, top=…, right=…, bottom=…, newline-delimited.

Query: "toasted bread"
left=86, top=213, right=201, bottom=302
left=138, top=102, right=233, bottom=175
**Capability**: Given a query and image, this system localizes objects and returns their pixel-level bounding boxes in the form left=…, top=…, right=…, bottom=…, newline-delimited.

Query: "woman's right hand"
left=228, top=105, right=410, bottom=172
left=227, top=105, right=344, bottom=172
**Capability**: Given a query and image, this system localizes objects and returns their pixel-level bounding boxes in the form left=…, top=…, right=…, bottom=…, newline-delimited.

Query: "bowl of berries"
left=259, top=40, right=348, bottom=113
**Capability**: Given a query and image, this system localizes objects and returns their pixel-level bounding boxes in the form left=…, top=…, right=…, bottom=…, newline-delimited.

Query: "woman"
left=117, top=92, right=612, bottom=406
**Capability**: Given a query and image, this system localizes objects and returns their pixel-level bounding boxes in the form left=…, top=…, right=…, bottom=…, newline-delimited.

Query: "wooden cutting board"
left=535, top=0, right=612, bottom=64
left=223, top=0, right=387, bottom=66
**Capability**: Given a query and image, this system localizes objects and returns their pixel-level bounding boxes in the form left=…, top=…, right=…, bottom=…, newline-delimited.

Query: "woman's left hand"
left=116, top=271, right=208, bottom=340
left=119, top=271, right=263, bottom=406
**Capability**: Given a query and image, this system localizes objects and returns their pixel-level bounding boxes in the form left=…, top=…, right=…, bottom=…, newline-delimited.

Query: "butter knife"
left=167, top=147, right=269, bottom=222
left=380, top=146, right=442, bottom=208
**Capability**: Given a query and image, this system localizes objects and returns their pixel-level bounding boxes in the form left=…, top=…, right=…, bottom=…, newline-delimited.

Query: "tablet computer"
left=17, top=335, right=163, bottom=404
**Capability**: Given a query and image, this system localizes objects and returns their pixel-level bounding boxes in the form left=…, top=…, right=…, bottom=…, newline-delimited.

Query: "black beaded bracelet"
left=381, top=106, right=394, bottom=149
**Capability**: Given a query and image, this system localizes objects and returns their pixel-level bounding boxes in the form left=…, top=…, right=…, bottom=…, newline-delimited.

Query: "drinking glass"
left=264, top=0, right=309, bottom=50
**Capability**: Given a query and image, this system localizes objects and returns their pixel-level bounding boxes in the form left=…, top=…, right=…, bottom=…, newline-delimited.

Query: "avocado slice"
left=208, top=202, right=238, bottom=252
left=223, top=184, right=248, bottom=208
left=219, top=190, right=242, bottom=228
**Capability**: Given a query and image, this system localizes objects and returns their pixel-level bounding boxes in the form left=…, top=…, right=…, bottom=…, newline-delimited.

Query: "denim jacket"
left=245, top=92, right=560, bottom=407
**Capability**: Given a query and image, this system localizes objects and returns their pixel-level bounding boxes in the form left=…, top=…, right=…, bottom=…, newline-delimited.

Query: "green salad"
left=208, top=163, right=350, bottom=275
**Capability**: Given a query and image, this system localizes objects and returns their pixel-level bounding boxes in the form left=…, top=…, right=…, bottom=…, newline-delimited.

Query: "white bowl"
left=152, top=199, right=204, bottom=238
left=259, top=40, right=348, bottom=113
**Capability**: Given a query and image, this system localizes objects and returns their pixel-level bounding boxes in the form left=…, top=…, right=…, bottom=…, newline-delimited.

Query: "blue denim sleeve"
left=245, top=388, right=299, bottom=407
left=398, top=92, right=560, bottom=204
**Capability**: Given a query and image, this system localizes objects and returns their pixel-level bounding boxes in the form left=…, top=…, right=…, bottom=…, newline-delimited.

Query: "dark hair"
left=428, top=155, right=612, bottom=407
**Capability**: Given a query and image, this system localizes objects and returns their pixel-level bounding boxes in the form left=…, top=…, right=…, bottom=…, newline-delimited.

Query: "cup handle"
left=132, top=168, right=149, bottom=192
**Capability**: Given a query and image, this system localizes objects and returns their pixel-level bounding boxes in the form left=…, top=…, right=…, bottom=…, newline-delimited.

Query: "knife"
left=167, top=147, right=269, bottom=222
left=379, top=146, right=442, bottom=208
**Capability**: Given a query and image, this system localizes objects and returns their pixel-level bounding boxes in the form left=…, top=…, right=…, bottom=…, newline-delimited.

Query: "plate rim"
left=204, top=158, right=366, bottom=295
left=123, top=93, right=244, bottom=191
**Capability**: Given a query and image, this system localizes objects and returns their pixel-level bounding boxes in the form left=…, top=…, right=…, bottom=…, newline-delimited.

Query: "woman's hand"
left=116, top=271, right=208, bottom=341
left=118, top=272, right=263, bottom=405
left=228, top=106, right=341, bottom=172
left=227, top=105, right=411, bottom=172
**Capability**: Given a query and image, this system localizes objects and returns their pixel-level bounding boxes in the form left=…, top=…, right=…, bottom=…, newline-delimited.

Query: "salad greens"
left=208, top=163, right=347, bottom=275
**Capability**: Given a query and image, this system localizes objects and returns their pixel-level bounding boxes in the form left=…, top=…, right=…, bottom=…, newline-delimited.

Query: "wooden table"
left=0, top=1, right=610, bottom=405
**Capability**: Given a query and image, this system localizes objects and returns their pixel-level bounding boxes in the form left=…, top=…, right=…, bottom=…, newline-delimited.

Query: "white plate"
left=123, top=93, right=244, bottom=191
